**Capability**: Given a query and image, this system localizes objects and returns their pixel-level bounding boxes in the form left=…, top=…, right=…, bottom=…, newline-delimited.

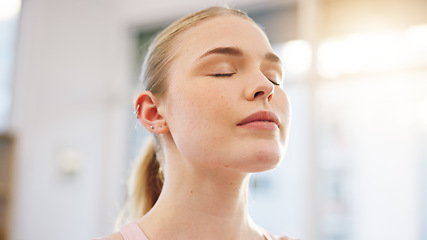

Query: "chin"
left=254, top=151, right=282, bottom=172
left=239, top=146, right=284, bottom=173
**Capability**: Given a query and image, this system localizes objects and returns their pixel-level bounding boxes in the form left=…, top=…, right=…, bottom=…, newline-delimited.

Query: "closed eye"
left=264, top=71, right=282, bottom=86
left=211, top=73, right=235, bottom=77
left=268, top=79, right=280, bottom=86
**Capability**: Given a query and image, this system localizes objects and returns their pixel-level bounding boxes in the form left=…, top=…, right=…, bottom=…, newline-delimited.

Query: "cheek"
left=169, top=87, right=229, bottom=126
left=165, top=87, right=238, bottom=167
left=272, top=89, right=292, bottom=142
left=164, top=84, right=234, bottom=151
left=274, top=89, right=291, bottom=120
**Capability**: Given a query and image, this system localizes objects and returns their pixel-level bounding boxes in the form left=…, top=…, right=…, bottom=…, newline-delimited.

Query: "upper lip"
left=237, top=111, right=280, bottom=127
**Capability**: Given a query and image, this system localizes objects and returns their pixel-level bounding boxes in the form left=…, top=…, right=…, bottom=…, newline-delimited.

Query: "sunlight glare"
left=280, top=40, right=312, bottom=78
left=0, top=0, right=21, bottom=21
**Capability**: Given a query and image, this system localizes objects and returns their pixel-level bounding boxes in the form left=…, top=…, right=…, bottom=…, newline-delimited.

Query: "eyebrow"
left=198, top=47, right=243, bottom=60
left=196, top=46, right=283, bottom=65
left=265, top=52, right=282, bottom=65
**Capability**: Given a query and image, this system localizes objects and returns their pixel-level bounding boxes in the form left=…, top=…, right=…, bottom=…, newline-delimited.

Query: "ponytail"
left=116, top=137, right=164, bottom=229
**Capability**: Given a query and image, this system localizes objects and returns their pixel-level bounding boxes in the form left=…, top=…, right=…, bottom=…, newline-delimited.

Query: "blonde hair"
left=117, top=6, right=252, bottom=228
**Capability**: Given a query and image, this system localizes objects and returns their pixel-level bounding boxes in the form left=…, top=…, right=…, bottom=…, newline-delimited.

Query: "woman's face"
left=158, top=15, right=291, bottom=173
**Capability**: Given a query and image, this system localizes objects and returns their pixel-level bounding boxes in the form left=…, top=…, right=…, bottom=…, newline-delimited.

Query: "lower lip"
left=238, top=121, right=278, bottom=130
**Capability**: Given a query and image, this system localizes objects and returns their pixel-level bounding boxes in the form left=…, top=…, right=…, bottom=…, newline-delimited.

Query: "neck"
left=137, top=149, right=264, bottom=240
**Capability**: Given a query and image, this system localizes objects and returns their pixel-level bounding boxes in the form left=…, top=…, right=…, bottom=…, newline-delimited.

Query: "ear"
left=135, top=91, right=169, bottom=134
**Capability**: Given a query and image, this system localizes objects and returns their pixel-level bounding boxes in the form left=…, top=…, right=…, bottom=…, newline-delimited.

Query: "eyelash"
left=211, top=73, right=281, bottom=86
left=271, top=81, right=281, bottom=86
left=268, top=79, right=280, bottom=86
left=211, top=73, right=235, bottom=77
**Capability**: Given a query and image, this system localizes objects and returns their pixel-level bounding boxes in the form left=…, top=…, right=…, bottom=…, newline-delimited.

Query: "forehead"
left=173, top=15, right=273, bottom=62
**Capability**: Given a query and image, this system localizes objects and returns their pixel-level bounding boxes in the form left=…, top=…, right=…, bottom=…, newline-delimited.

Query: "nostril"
left=267, top=92, right=273, bottom=102
left=254, top=91, right=264, bottom=98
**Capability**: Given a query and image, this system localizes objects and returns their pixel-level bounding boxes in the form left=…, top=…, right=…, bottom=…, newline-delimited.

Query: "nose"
left=245, top=72, right=275, bottom=102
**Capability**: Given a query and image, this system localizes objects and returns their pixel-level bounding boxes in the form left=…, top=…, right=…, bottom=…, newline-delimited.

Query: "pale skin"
left=107, top=15, right=292, bottom=240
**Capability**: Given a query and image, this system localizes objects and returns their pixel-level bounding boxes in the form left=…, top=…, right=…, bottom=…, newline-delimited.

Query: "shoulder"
left=92, top=232, right=124, bottom=240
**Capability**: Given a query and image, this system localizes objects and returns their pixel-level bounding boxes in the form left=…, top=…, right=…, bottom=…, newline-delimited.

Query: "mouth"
left=237, top=111, right=280, bottom=129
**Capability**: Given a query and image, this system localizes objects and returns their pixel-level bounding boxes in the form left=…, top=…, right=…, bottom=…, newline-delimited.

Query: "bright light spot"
left=406, top=24, right=427, bottom=49
left=405, top=24, right=427, bottom=67
left=348, top=31, right=403, bottom=72
left=416, top=97, right=427, bottom=132
left=0, top=0, right=21, bottom=21
left=317, top=38, right=347, bottom=78
left=278, top=40, right=312, bottom=79
left=317, top=25, right=427, bottom=78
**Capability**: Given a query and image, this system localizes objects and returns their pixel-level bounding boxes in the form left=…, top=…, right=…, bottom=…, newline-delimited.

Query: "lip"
left=237, top=111, right=280, bottom=129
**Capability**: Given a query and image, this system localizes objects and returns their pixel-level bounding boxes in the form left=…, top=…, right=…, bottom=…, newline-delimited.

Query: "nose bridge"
left=246, top=68, right=275, bottom=101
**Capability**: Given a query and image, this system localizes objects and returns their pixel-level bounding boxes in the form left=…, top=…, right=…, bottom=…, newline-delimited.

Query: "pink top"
left=93, top=223, right=148, bottom=240
left=95, top=222, right=293, bottom=240
left=120, top=223, right=149, bottom=240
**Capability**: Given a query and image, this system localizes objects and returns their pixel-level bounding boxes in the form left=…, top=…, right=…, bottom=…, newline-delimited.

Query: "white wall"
left=11, top=0, right=131, bottom=239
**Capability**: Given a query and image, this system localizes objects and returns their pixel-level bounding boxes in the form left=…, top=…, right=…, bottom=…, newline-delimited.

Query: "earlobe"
left=135, top=91, right=170, bottom=134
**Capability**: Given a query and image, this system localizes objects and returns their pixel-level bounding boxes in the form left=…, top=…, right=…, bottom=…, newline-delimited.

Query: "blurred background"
left=0, top=0, right=426, bottom=239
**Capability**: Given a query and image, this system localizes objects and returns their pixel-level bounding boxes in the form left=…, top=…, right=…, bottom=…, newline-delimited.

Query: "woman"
left=99, top=6, right=294, bottom=240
